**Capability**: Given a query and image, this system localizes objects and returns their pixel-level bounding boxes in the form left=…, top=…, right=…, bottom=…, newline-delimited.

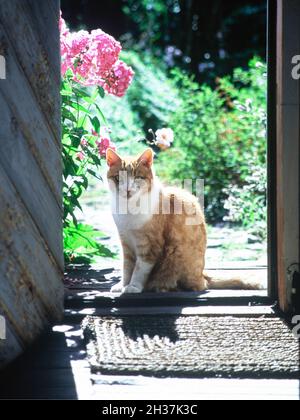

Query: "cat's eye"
left=136, top=176, right=146, bottom=180
left=114, top=175, right=119, bottom=182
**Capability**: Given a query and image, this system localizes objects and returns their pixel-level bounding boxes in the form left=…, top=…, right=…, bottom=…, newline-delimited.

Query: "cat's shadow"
left=119, top=315, right=180, bottom=343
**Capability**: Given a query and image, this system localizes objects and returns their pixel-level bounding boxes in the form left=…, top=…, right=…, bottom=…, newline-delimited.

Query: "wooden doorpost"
left=276, top=0, right=300, bottom=312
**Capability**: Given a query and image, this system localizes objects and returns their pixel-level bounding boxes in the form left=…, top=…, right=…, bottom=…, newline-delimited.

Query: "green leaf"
left=68, top=101, right=90, bottom=114
left=90, top=153, right=101, bottom=166
left=80, top=175, right=89, bottom=189
left=72, top=86, right=95, bottom=104
left=63, top=223, right=116, bottom=264
left=70, top=134, right=81, bottom=148
left=62, top=108, right=77, bottom=123
left=87, top=169, right=102, bottom=181
left=61, top=90, right=73, bottom=97
left=89, top=116, right=101, bottom=134
left=95, top=103, right=107, bottom=123
left=98, top=86, right=105, bottom=98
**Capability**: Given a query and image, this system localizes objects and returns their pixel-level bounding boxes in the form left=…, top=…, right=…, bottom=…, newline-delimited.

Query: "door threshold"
left=65, top=304, right=275, bottom=319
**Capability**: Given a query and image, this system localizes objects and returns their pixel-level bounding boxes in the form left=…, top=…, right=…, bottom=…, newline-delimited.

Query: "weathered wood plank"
left=25, top=0, right=61, bottom=75
left=0, top=87, right=63, bottom=269
left=0, top=1, right=61, bottom=144
left=0, top=165, right=63, bottom=355
left=0, top=23, right=62, bottom=202
left=0, top=252, right=50, bottom=347
left=0, top=0, right=63, bottom=368
left=0, top=10, right=63, bottom=269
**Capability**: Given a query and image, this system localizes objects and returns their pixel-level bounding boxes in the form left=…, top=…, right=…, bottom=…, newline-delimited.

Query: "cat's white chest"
left=113, top=213, right=151, bottom=252
left=110, top=179, right=161, bottom=252
left=113, top=212, right=151, bottom=230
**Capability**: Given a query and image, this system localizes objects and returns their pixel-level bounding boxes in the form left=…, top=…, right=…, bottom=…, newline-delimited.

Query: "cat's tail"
left=203, top=272, right=262, bottom=290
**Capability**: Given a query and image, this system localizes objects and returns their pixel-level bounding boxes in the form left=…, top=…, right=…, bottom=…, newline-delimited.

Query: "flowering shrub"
left=60, top=14, right=134, bottom=95
left=60, top=13, right=134, bottom=263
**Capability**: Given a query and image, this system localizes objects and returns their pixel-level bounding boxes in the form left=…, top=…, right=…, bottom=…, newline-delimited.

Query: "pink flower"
left=61, top=32, right=70, bottom=57
left=90, top=29, right=121, bottom=74
left=59, top=12, right=69, bottom=37
left=76, top=151, right=85, bottom=161
left=61, top=31, right=94, bottom=82
left=61, top=60, right=69, bottom=77
left=73, top=52, right=96, bottom=85
left=60, top=13, right=70, bottom=60
left=68, top=30, right=90, bottom=57
left=97, top=137, right=116, bottom=157
left=59, top=12, right=134, bottom=95
left=101, top=61, right=134, bottom=97
left=73, top=31, right=122, bottom=86
left=91, top=127, right=115, bottom=156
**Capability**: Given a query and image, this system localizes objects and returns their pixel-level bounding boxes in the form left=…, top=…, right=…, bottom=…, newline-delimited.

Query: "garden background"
left=61, top=0, right=267, bottom=268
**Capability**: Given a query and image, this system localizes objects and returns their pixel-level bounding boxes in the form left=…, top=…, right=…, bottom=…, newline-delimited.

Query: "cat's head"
left=106, top=148, right=154, bottom=200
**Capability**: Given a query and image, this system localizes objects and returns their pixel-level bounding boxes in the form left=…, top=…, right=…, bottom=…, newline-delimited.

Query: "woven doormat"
left=82, top=315, right=300, bottom=379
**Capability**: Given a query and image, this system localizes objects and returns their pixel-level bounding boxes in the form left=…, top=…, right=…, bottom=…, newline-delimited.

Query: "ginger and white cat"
left=106, top=148, right=258, bottom=293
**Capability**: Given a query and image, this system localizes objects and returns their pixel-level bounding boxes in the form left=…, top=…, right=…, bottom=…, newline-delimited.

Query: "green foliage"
left=62, top=71, right=115, bottom=263
left=62, top=46, right=267, bottom=248
left=156, top=57, right=267, bottom=234
left=64, top=223, right=115, bottom=264
left=121, top=0, right=266, bottom=85
left=62, top=72, right=104, bottom=226
left=121, top=50, right=180, bottom=133
left=98, top=50, right=180, bottom=154
left=223, top=165, right=267, bottom=239
left=122, top=0, right=172, bottom=48
left=104, top=52, right=267, bottom=237
left=97, top=83, right=145, bottom=156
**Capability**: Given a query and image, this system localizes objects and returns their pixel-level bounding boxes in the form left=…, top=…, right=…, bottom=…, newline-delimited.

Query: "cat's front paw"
left=123, top=284, right=143, bottom=294
left=110, top=281, right=124, bottom=293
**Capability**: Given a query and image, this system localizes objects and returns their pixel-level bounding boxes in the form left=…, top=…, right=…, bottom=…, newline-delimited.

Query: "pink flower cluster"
left=93, top=127, right=116, bottom=157
left=101, top=60, right=135, bottom=98
left=60, top=13, right=134, bottom=97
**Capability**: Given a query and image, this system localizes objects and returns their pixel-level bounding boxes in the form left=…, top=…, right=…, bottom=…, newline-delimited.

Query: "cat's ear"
left=138, top=148, right=154, bottom=167
left=106, top=148, right=121, bottom=167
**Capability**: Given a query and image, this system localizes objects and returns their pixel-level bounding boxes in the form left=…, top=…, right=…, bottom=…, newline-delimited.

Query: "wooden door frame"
left=268, top=0, right=300, bottom=312
left=267, top=0, right=278, bottom=303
